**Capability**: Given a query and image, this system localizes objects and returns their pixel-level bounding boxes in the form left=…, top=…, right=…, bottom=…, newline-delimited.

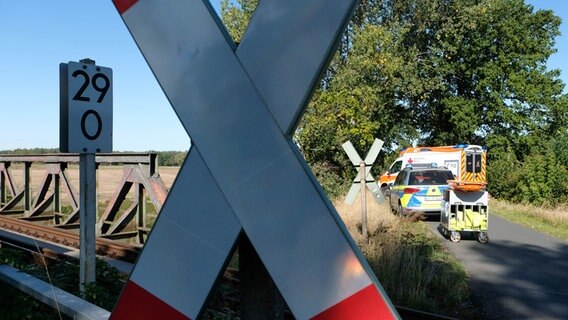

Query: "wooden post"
left=240, top=235, right=285, bottom=319
left=360, top=161, right=368, bottom=239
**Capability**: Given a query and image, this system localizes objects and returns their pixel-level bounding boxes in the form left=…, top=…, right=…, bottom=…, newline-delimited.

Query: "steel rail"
left=0, top=216, right=140, bottom=263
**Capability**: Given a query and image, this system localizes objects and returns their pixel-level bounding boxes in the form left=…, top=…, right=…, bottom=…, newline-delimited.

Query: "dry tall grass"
left=332, top=194, right=399, bottom=243
left=492, top=199, right=568, bottom=226
left=333, top=191, right=473, bottom=317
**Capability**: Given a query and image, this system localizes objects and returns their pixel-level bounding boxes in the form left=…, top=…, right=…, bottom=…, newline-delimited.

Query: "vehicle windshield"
left=390, top=160, right=402, bottom=174
left=409, top=170, right=454, bottom=186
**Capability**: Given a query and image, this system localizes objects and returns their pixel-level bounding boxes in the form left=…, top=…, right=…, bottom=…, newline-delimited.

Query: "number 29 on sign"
left=60, top=60, right=113, bottom=153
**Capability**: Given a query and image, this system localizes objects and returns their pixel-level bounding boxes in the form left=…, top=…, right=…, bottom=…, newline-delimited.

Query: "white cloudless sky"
left=0, top=1, right=565, bottom=151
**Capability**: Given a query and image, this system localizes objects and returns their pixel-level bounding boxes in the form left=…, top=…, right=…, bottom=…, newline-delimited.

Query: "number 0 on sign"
left=60, top=61, right=113, bottom=153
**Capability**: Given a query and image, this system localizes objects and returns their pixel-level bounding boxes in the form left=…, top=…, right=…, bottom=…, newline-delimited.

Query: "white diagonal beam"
left=236, top=0, right=360, bottom=135
left=365, top=138, right=384, bottom=165
left=344, top=183, right=360, bottom=205
left=367, top=180, right=385, bottom=203
left=342, top=141, right=363, bottom=166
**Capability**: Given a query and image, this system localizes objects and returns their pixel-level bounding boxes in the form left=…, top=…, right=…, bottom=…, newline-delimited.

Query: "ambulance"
left=378, top=144, right=487, bottom=194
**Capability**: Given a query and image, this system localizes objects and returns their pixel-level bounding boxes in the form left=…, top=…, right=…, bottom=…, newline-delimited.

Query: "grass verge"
left=0, top=248, right=125, bottom=320
left=334, top=196, right=477, bottom=318
left=491, top=199, right=568, bottom=241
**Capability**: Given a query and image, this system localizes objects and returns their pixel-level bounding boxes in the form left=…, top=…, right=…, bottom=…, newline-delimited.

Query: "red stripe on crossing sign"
left=110, top=280, right=190, bottom=320
left=113, top=0, right=139, bottom=14
left=311, top=285, right=394, bottom=320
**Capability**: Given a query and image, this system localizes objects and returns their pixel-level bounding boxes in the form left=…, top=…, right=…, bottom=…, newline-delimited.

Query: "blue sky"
left=528, top=0, right=568, bottom=87
left=0, top=1, right=566, bottom=151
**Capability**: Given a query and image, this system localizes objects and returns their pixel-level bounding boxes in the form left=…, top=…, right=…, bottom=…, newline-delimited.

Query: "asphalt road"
left=425, top=214, right=568, bottom=319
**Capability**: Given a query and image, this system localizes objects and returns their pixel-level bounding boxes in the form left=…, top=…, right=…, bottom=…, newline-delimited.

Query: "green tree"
left=381, top=0, right=566, bottom=148
left=513, top=143, right=568, bottom=205
left=298, top=22, right=419, bottom=179
left=220, top=0, right=258, bottom=43
left=552, top=128, right=568, bottom=168
left=221, top=0, right=568, bottom=203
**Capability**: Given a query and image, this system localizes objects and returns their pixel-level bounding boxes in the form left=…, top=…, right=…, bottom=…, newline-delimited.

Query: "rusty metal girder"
left=98, top=164, right=168, bottom=244
left=0, top=153, right=157, bottom=164
left=0, top=153, right=168, bottom=244
left=0, top=162, right=20, bottom=206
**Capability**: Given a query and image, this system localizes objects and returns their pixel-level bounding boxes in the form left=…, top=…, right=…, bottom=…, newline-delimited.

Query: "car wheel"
left=397, top=203, right=404, bottom=217
left=389, top=199, right=396, bottom=214
left=450, top=231, right=461, bottom=242
left=477, top=232, right=489, bottom=244
left=381, top=185, right=390, bottom=198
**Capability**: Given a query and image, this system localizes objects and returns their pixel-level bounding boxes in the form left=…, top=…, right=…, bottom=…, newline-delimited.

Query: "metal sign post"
left=78, top=153, right=96, bottom=293
left=60, top=58, right=112, bottom=294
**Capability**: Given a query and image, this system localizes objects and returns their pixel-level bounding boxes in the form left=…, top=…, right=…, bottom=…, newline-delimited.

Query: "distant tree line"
left=0, top=148, right=59, bottom=154
left=148, top=150, right=187, bottom=166
left=222, top=0, right=568, bottom=205
left=0, top=149, right=187, bottom=167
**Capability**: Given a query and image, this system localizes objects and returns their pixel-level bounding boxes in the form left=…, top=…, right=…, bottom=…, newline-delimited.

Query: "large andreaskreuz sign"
left=110, top=0, right=400, bottom=319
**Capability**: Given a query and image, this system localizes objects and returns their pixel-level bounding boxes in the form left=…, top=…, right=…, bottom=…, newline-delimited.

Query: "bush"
left=309, top=161, right=349, bottom=199
left=552, top=130, right=568, bottom=164
left=488, top=141, right=568, bottom=206
left=487, top=151, right=521, bottom=200
left=513, top=148, right=568, bottom=205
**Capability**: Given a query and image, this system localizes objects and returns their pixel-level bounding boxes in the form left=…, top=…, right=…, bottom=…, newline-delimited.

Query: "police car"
left=389, top=164, right=455, bottom=216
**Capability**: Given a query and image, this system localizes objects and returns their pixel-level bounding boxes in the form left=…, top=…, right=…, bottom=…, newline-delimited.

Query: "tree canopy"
left=221, top=0, right=568, bottom=203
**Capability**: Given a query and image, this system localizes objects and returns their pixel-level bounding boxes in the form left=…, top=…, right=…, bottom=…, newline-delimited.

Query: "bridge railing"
left=0, top=153, right=169, bottom=244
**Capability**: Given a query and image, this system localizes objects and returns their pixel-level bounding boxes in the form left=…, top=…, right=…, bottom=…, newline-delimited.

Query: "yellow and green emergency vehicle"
left=440, top=145, right=489, bottom=243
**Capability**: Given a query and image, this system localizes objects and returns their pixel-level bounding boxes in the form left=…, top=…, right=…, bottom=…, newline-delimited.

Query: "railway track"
left=0, top=216, right=140, bottom=263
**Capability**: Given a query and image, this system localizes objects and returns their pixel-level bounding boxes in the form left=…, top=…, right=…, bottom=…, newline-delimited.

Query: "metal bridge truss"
left=0, top=153, right=168, bottom=244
